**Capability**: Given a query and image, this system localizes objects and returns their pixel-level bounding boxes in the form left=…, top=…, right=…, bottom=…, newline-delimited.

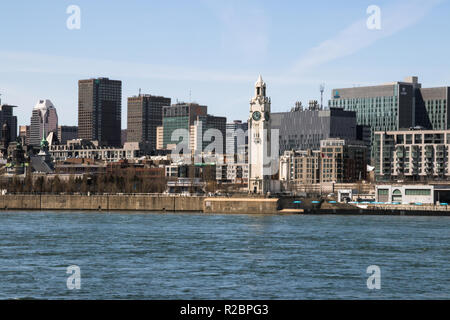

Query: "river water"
left=0, top=211, right=448, bottom=299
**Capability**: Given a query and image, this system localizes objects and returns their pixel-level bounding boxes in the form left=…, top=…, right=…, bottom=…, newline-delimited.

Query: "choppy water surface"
left=0, top=211, right=448, bottom=299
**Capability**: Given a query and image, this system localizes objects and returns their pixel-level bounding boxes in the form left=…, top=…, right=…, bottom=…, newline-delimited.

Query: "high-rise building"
left=19, top=125, right=30, bottom=145
left=127, top=94, right=171, bottom=151
left=329, top=76, right=450, bottom=158
left=0, top=104, right=18, bottom=142
left=415, top=86, right=450, bottom=130
left=78, top=77, right=122, bottom=146
left=121, top=129, right=127, bottom=146
left=190, top=114, right=227, bottom=154
left=162, top=102, right=207, bottom=149
left=319, top=138, right=367, bottom=183
left=226, top=120, right=248, bottom=162
left=248, top=75, right=272, bottom=194
left=30, top=99, right=58, bottom=147
left=57, top=125, right=78, bottom=144
left=271, top=107, right=357, bottom=154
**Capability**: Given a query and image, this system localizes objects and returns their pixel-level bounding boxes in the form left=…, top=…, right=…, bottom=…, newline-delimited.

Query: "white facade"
left=338, top=189, right=353, bottom=202
left=248, top=76, right=272, bottom=194
left=375, top=185, right=434, bottom=204
left=30, top=99, right=58, bottom=146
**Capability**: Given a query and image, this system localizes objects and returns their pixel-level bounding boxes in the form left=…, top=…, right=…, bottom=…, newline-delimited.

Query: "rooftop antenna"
left=189, top=90, right=192, bottom=103
left=139, top=88, right=141, bottom=97
left=319, top=84, right=325, bottom=110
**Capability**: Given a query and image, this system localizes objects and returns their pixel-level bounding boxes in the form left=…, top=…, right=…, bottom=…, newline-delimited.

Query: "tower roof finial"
left=255, top=75, right=265, bottom=87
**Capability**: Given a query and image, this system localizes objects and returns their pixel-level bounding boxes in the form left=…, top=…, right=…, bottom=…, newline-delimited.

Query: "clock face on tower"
left=252, top=111, right=261, bottom=121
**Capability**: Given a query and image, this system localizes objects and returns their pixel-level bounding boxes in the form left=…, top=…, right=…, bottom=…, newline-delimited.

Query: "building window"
left=405, top=189, right=431, bottom=196
left=392, top=189, right=402, bottom=202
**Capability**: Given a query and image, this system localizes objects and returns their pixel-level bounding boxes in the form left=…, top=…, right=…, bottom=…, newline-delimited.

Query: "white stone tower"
left=248, top=75, right=272, bottom=194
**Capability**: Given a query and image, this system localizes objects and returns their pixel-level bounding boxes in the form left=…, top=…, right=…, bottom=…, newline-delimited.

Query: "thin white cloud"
left=0, top=50, right=325, bottom=86
left=0, top=51, right=255, bottom=83
left=291, top=0, right=444, bottom=73
left=0, top=0, right=442, bottom=88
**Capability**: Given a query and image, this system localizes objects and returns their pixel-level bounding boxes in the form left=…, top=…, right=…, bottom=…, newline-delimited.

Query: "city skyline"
left=0, top=0, right=449, bottom=128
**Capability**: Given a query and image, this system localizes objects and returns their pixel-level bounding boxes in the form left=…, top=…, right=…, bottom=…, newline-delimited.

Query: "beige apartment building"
left=279, top=149, right=321, bottom=185
left=374, top=129, right=450, bottom=181
left=279, top=138, right=367, bottom=189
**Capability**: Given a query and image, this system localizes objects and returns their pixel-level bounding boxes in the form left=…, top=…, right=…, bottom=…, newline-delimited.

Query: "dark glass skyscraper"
left=78, top=78, right=122, bottom=147
left=127, top=94, right=171, bottom=151
left=0, top=104, right=18, bottom=143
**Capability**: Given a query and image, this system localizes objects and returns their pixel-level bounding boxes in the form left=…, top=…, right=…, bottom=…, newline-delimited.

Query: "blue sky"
left=0, top=0, right=449, bottom=128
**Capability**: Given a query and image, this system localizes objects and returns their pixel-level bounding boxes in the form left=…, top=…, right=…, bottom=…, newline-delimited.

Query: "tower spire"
left=255, top=75, right=266, bottom=98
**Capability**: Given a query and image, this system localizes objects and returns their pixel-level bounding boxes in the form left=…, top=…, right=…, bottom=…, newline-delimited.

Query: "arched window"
left=392, top=189, right=402, bottom=202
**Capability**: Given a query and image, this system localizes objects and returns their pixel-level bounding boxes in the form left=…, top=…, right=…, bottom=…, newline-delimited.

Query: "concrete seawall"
left=0, top=194, right=205, bottom=212
left=2, top=195, right=449, bottom=215
left=203, top=198, right=279, bottom=214
left=0, top=195, right=276, bottom=214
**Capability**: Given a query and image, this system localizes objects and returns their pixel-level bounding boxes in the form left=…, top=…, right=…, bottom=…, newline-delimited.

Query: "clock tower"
left=248, top=75, right=272, bottom=194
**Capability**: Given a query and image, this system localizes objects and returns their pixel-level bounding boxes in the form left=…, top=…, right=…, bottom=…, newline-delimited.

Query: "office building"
left=329, top=76, right=450, bottom=157
left=127, top=94, right=171, bottom=151
left=58, top=125, right=78, bottom=144
left=226, top=120, right=248, bottom=162
left=415, top=86, right=450, bottom=130
left=121, top=129, right=127, bottom=145
left=0, top=104, right=18, bottom=142
left=271, top=107, right=357, bottom=154
left=30, top=99, right=58, bottom=147
left=162, top=102, right=207, bottom=149
left=373, top=129, right=450, bottom=181
left=191, top=114, right=227, bottom=154
left=19, top=125, right=30, bottom=145
left=78, top=77, right=122, bottom=146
